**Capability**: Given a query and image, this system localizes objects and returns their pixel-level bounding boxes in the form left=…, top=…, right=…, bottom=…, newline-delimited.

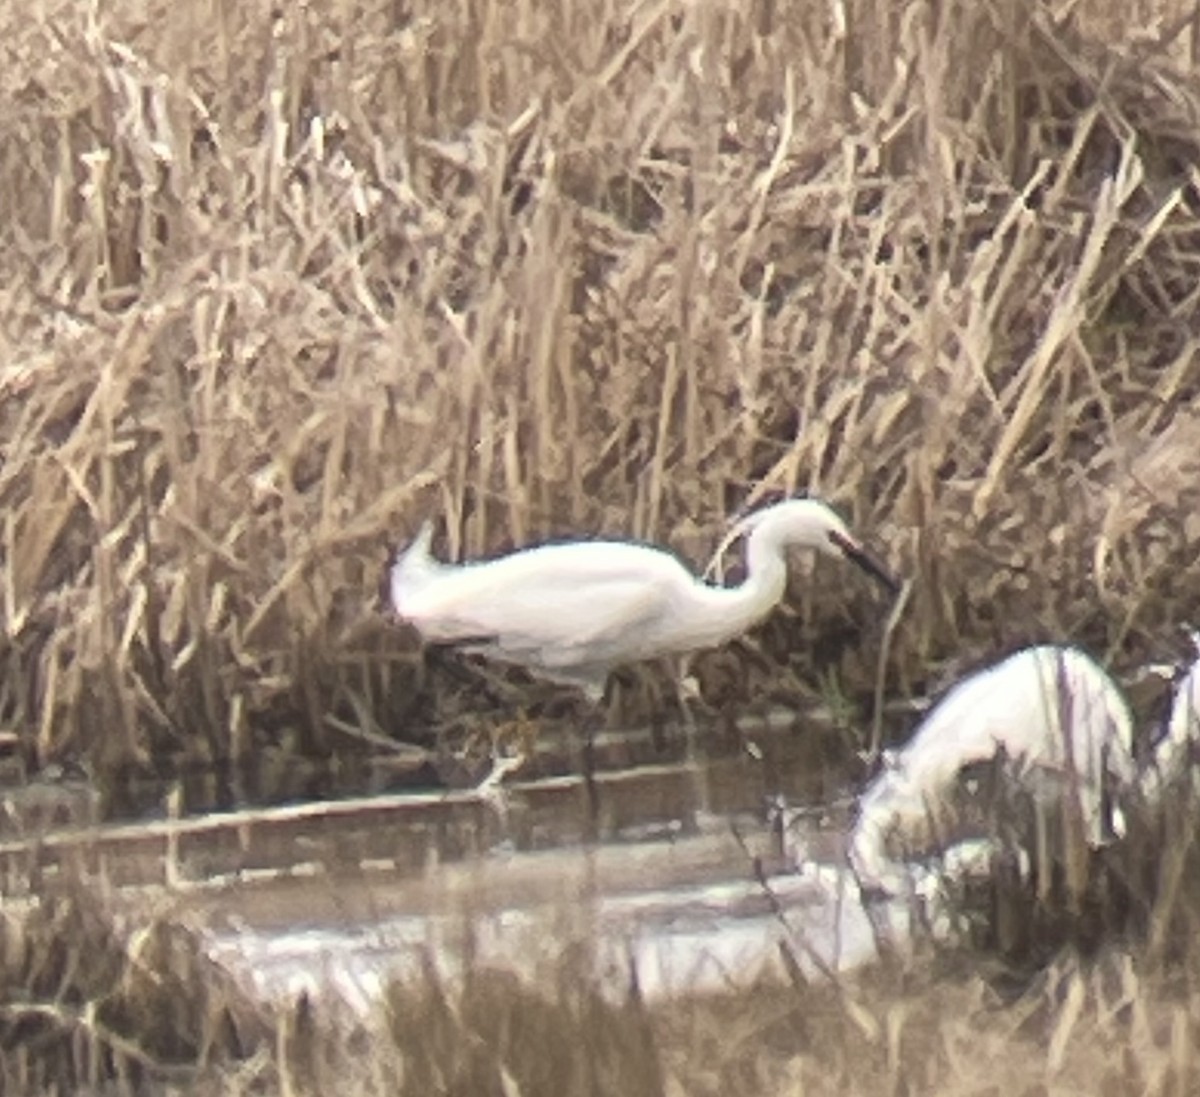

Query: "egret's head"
left=731, top=498, right=898, bottom=594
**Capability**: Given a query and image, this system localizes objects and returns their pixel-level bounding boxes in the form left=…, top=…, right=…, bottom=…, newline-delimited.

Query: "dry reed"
left=0, top=885, right=270, bottom=1093
left=1, top=0, right=1199, bottom=788
left=5, top=4, right=1200, bottom=1093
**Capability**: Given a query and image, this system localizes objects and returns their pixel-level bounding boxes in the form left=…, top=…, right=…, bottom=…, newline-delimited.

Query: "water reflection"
left=206, top=839, right=892, bottom=1009
left=0, top=707, right=927, bottom=1006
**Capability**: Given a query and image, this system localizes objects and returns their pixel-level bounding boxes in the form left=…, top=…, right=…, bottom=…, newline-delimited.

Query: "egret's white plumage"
left=849, top=645, right=1135, bottom=895
left=390, top=498, right=896, bottom=701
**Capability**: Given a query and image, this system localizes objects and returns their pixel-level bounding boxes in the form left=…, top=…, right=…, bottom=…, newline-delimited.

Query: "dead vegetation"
left=0, top=887, right=270, bottom=1094
left=4, top=1, right=1200, bottom=1091
left=1, top=0, right=1199, bottom=791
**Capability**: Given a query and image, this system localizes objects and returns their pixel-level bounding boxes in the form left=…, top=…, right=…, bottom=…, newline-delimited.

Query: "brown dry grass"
left=0, top=886, right=270, bottom=1094
left=7, top=3, right=1200, bottom=1092
left=2, top=0, right=1200, bottom=783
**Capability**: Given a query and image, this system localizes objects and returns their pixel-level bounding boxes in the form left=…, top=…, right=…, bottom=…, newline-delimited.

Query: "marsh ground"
left=1, top=0, right=1200, bottom=1092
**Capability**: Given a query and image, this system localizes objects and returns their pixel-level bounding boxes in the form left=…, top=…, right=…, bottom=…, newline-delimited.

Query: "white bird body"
left=849, top=645, right=1135, bottom=894
left=391, top=499, right=895, bottom=702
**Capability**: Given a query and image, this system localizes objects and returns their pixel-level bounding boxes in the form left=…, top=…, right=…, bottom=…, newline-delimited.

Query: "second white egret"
left=849, top=644, right=1136, bottom=897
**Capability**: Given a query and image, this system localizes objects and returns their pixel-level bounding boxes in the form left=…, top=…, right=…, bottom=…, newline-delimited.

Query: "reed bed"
left=5, top=4, right=1200, bottom=1092
left=2, top=0, right=1200, bottom=787
left=0, top=885, right=270, bottom=1094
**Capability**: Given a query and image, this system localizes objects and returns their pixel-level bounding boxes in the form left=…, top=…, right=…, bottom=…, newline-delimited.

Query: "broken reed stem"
left=869, top=580, right=913, bottom=765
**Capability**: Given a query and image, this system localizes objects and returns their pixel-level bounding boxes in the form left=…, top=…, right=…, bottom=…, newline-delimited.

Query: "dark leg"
left=423, top=644, right=520, bottom=707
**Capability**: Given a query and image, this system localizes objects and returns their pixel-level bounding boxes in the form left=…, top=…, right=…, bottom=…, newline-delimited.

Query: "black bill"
left=829, top=531, right=900, bottom=595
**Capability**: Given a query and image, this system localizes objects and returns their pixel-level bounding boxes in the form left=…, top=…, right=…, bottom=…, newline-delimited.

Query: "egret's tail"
left=389, top=521, right=438, bottom=614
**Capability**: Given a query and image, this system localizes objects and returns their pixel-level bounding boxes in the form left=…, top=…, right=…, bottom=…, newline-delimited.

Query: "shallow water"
left=2, top=707, right=907, bottom=1007
left=205, top=838, right=886, bottom=1009
left=193, top=709, right=886, bottom=1006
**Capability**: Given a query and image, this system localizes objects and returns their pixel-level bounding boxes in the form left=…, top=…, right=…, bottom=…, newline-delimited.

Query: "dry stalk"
left=0, top=0, right=1192, bottom=791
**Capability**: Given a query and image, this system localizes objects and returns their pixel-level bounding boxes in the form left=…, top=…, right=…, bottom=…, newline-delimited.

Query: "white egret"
left=390, top=498, right=897, bottom=702
left=848, top=645, right=1136, bottom=897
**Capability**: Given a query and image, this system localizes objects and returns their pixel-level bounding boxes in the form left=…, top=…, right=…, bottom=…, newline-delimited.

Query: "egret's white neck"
left=744, top=517, right=796, bottom=590
left=680, top=521, right=790, bottom=651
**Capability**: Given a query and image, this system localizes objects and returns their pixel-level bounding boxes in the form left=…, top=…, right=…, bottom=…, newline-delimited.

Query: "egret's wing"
left=896, top=647, right=1129, bottom=783
left=529, top=579, right=674, bottom=668
left=394, top=542, right=684, bottom=667
left=443, top=579, right=669, bottom=661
